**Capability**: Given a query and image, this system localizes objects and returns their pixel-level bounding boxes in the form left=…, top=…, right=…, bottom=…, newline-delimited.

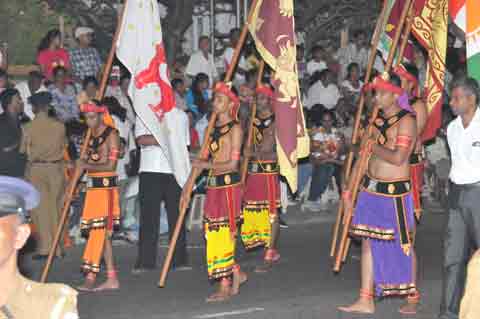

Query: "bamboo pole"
left=240, top=60, right=265, bottom=184
left=333, top=0, right=414, bottom=272
left=41, top=1, right=128, bottom=283
left=395, top=1, right=415, bottom=67
left=330, top=0, right=389, bottom=258
left=158, top=0, right=260, bottom=288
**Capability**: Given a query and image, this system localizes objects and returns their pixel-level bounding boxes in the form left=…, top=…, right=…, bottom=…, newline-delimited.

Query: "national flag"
left=450, top=0, right=480, bottom=82
left=248, top=0, right=309, bottom=193
left=378, top=0, right=415, bottom=63
left=411, top=0, right=448, bottom=142
left=116, top=0, right=190, bottom=186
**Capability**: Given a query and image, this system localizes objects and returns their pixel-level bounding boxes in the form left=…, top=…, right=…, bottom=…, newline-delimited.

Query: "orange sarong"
left=81, top=172, right=120, bottom=273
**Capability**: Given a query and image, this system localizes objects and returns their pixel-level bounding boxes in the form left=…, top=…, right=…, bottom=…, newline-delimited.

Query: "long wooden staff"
left=41, top=1, right=128, bottom=282
left=158, top=0, right=260, bottom=288
left=329, top=0, right=389, bottom=258
left=333, top=0, right=414, bottom=272
left=240, top=60, right=265, bottom=184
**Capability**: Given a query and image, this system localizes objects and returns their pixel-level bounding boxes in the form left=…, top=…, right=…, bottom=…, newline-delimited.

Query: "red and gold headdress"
left=393, top=64, right=420, bottom=98
left=255, top=84, right=274, bottom=99
left=214, top=81, right=240, bottom=120
left=80, top=102, right=115, bottom=128
left=364, top=72, right=404, bottom=96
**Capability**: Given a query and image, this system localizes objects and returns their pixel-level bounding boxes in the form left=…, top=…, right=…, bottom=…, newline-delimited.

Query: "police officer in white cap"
left=0, top=176, right=78, bottom=319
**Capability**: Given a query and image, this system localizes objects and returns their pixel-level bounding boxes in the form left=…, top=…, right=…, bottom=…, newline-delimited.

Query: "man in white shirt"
left=15, top=71, right=47, bottom=120
left=133, top=109, right=191, bottom=273
left=222, top=28, right=248, bottom=85
left=440, top=76, right=480, bottom=319
left=185, top=36, right=218, bottom=87
left=306, top=45, right=327, bottom=78
left=305, top=69, right=341, bottom=110
left=337, top=30, right=369, bottom=80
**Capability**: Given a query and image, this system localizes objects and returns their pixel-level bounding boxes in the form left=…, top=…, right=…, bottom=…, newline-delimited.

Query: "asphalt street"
left=24, top=202, right=447, bottom=319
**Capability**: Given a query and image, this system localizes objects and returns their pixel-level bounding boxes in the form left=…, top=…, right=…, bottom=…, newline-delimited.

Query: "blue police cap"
left=0, top=176, right=40, bottom=223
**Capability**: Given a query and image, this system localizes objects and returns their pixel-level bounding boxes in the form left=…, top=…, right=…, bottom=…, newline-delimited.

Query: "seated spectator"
left=15, top=71, right=47, bottom=120
left=48, top=66, right=79, bottom=123
left=172, top=78, right=188, bottom=111
left=305, top=69, right=341, bottom=110
left=340, top=62, right=363, bottom=102
left=306, top=45, right=327, bottom=77
left=222, top=28, right=248, bottom=85
left=77, top=76, right=98, bottom=105
left=69, top=27, right=102, bottom=84
left=185, top=36, right=218, bottom=86
left=302, top=110, right=344, bottom=211
left=36, top=29, right=71, bottom=82
left=185, top=73, right=209, bottom=118
left=336, top=29, right=368, bottom=79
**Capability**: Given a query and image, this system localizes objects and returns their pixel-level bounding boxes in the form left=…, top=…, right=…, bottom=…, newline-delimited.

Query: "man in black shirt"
left=0, top=88, right=26, bottom=177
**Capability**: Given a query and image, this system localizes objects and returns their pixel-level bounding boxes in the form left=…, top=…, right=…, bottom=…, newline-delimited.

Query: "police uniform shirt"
left=0, top=272, right=78, bottom=319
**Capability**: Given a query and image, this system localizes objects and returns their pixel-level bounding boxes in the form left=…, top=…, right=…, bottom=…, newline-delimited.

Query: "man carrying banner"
left=76, top=100, right=121, bottom=292
left=394, top=63, right=427, bottom=221
left=190, top=82, right=247, bottom=302
left=338, top=73, right=418, bottom=314
left=241, top=84, right=281, bottom=272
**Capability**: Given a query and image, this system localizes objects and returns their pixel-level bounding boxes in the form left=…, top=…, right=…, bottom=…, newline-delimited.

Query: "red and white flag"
left=116, top=0, right=190, bottom=186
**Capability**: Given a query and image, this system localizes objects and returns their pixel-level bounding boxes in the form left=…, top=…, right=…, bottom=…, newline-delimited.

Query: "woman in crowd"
left=77, top=76, right=98, bottom=105
left=48, top=66, right=78, bottom=124
left=37, top=29, right=71, bottom=82
left=340, top=62, right=363, bottom=103
left=185, top=73, right=209, bottom=119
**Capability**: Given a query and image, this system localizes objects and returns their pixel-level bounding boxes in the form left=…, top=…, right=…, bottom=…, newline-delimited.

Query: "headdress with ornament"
left=214, top=81, right=240, bottom=120
left=393, top=64, right=420, bottom=98
left=255, top=84, right=274, bottom=99
left=364, top=72, right=414, bottom=113
left=80, top=101, right=115, bottom=127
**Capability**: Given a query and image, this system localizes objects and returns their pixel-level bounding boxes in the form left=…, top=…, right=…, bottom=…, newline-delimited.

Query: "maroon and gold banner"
left=411, top=0, right=448, bottom=142
left=248, top=0, right=310, bottom=192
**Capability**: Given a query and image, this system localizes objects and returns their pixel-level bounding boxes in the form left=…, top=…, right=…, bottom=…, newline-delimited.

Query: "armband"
left=395, top=135, right=413, bottom=148
left=342, top=190, right=352, bottom=200
left=108, top=148, right=120, bottom=160
left=231, top=150, right=241, bottom=160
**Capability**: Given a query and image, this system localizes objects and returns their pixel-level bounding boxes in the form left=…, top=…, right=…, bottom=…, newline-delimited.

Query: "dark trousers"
left=308, top=163, right=336, bottom=201
left=136, top=172, right=187, bottom=269
left=440, top=183, right=480, bottom=319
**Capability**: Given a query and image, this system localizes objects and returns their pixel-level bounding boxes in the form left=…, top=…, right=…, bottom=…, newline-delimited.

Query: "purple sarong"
left=350, top=176, right=416, bottom=297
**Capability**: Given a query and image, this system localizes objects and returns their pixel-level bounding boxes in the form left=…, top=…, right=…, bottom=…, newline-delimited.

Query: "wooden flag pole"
left=41, top=1, right=128, bottom=283
left=396, top=1, right=415, bottom=67
left=240, top=60, right=265, bottom=184
left=333, top=0, right=414, bottom=272
left=158, top=0, right=260, bottom=288
left=330, top=0, right=389, bottom=258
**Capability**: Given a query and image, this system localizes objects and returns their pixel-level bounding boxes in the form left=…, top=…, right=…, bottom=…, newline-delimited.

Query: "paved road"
left=25, top=204, right=447, bottom=319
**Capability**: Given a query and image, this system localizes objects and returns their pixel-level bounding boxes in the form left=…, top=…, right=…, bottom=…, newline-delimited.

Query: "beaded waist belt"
left=409, top=153, right=424, bottom=165
left=207, top=172, right=241, bottom=188
left=87, top=175, right=118, bottom=189
left=362, top=175, right=411, bottom=196
left=248, top=161, right=279, bottom=174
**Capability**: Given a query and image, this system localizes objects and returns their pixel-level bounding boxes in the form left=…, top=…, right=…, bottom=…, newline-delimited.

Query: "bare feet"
left=255, top=250, right=280, bottom=273
left=94, top=277, right=120, bottom=292
left=77, top=278, right=96, bottom=292
left=338, top=297, right=375, bottom=314
left=231, top=270, right=248, bottom=295
left=206, top=282, right=232, bottom=303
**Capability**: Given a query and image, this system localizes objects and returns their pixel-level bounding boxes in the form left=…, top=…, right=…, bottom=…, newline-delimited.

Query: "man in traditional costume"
left=241, top=84, right=281, bottom=272
left=76, top=100, right=121, bottom=292
left=189, top=82, right=247, bottom=302
left=338, top=73, right=419, bottom=314
left=393, top=63, right=427, bottom=221
left=393, top=63, right=428, bottom=314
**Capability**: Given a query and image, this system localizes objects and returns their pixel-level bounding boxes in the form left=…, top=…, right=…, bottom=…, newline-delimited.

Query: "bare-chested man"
left=190, top=82, right=247, bottom=302
left=241, top=84, right=281, bottom=272
left=76, top=100, right=121, bottom=292
left=338, top=73, right=418, bottom=314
